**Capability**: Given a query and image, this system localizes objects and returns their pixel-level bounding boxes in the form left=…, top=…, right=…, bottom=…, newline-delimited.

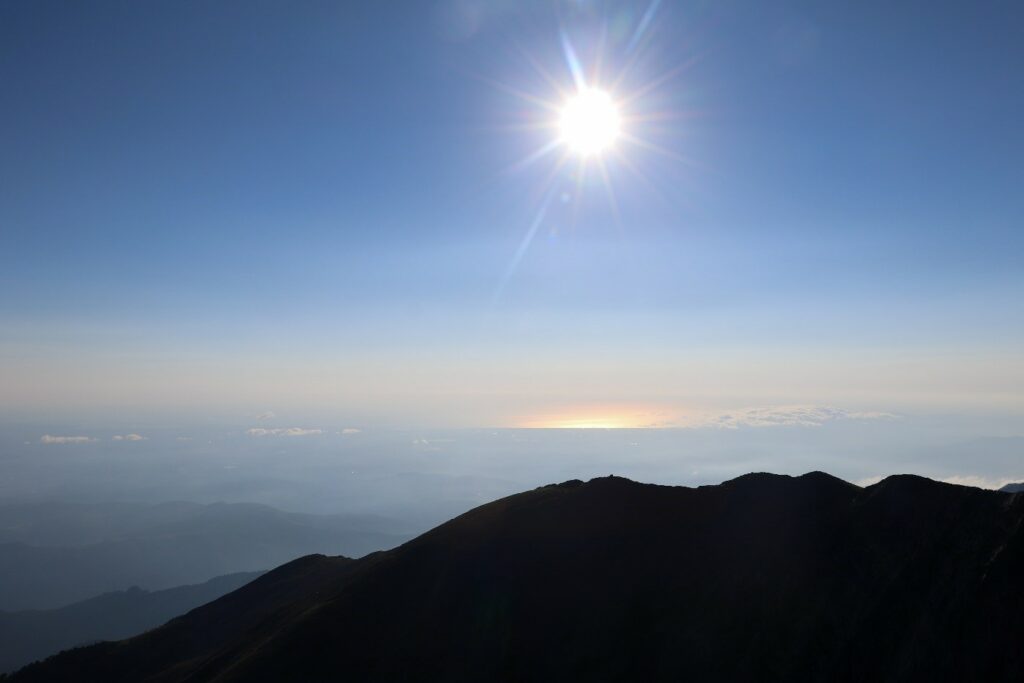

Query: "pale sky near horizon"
left=2, top=0, right=1022, bottom=435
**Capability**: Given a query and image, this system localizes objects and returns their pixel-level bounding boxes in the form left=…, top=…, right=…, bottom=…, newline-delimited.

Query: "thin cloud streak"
left=112, top=433, right=147, bottom=441
left=40, top=435, right=96, bottom=445
left=679, top=405, right=898, bottom=430
left=246, top=427, right=324, bottom=437
left=856, top=474, right=1024, bottom=491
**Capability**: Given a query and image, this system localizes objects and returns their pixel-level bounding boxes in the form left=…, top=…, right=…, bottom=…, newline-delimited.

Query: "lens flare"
left=559, top=88, right=621, bottom=156
left=486, top=11, right=700, bottom=306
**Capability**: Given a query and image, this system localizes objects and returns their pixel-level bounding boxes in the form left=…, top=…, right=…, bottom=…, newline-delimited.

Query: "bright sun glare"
left=559, top=88, right=621, bottom=156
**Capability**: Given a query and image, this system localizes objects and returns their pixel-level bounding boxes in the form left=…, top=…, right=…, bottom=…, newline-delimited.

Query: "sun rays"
left=482, top=7, right=701, bottom=305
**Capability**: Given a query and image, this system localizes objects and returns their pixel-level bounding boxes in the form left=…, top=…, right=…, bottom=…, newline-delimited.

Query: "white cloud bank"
left=680, top=405, right=897, bottom=430
left=112, top=433, right=147, bottom=441
left=340, top=428, right=362, bottom=435
left=246, top=427, right=323, bottom=437
left=855, top=474, right=1023, bottom=491
left=940, top=475, right=1024, bottom=491
left=40, top=435, right=96, bottom=445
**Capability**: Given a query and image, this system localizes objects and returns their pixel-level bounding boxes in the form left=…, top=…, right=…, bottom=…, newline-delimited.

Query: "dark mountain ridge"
left=8, top=472, right=1024, bottom=682
left=0, top=571, right=263, bottom=674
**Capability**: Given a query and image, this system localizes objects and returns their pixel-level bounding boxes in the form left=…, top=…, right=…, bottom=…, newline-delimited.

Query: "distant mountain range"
left=1001, top=482, right=1024, bottom=493
left=7, top=473, right=1024, bottom=682
left=0, top=501, right=412, bottom=610
left=0, top=571, right=263, bottom=674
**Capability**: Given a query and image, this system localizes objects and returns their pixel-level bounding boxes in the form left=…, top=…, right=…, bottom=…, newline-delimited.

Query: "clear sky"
left=2, top=0, right=1022, bottom=434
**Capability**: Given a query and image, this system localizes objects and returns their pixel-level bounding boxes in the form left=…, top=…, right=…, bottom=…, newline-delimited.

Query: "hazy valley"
left=6, top=473, right=1024, bottom=681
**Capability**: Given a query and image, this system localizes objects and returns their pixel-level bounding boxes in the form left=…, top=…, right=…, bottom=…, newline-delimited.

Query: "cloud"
left=246, top=427, right=323, bottom=437
left=112, top=433, right=147, bottom=441
left=340, top=428, right=362, bottom=435
left=940, top=475, right=1024, bottom=491
left=679, top=405, right=898, bottom=430
left=40, top=435, right=96, bottom=445
left=255, top=411, right=276, bottom=423
left=855, top=474, right=1023, bottom=491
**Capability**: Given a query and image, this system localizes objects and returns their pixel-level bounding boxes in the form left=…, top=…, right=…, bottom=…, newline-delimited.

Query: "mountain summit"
left=8, top=473, right=1024, bottom=682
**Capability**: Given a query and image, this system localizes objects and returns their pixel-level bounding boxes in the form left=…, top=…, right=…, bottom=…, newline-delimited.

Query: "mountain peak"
left=11, top=471, right=1024, bottom=682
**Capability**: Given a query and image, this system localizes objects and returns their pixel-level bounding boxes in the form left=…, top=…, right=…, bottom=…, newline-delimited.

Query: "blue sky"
left=1, top=0, right=1022, bottom=434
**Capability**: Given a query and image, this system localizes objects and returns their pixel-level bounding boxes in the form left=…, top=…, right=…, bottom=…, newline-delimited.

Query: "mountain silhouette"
left=1001, top=482, right=1024, bottom=493
left=0, top=571, right=263, bottom=674
left=0, top=501, right=412, bottom=610
left=6, top=473, right=1024, bottom=682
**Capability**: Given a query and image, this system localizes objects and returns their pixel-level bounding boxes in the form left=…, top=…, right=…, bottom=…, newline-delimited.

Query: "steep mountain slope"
left=8, top=473, right=1024, bottom=682
left=1001, top=482, right=1024, bottom=493
left=7, top=554, right=356, bottom=683
left=0, top=571, right=263, bottom=674
left=0, top=502, right=412, bottom=610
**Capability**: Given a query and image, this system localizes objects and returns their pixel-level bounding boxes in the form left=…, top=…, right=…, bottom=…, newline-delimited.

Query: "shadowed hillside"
left=7, top=473, right=1024, bottom=682
left=0, top=571, right=263, bottom=674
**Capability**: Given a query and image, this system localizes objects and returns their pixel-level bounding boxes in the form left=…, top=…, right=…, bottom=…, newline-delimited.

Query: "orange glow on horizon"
left=516, top=406, right=667, bottom=429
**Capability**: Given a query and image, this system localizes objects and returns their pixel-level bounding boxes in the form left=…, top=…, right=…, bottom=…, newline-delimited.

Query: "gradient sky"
left=2, top=0, right=1022, bottom=433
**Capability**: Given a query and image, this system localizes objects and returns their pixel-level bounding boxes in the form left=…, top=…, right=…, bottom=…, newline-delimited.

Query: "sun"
left=559, top=88, right=621, bottom=157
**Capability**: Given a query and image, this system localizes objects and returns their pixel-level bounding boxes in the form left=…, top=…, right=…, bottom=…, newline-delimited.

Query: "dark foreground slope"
left=0, top=571, right=263, bottom=674
left=8, top=473, right=1024, bottom=683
